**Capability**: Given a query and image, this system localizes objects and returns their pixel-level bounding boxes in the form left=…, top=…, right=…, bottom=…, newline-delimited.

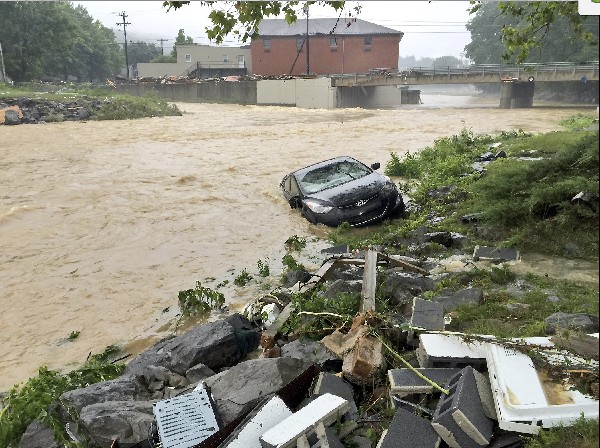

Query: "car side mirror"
left=371, top=162, right=381, bottom=170
left=289, top=197, right=300, bottom=209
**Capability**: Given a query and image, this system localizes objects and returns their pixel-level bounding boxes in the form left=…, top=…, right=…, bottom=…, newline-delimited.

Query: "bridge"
left=330, top=62, right=599, bottom=87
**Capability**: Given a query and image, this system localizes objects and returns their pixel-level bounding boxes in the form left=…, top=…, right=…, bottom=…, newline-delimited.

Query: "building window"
left=330, top=37, right=337, bottom=47
left=223, top=54, right=229, bottom=62
left=263, top=38, right=271, bottom=51
left=364, top=36, right=372, bottom=46
left=185, top=54, right=192, bottom=63
left=296, top=38, right=305, bottom=51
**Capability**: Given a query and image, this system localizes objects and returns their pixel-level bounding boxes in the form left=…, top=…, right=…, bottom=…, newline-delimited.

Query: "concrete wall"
left=117, top=81, right=257, bottom=105
left=118, top=77, right=417, bottom=109
left=256, top=78, right=336, bottom=108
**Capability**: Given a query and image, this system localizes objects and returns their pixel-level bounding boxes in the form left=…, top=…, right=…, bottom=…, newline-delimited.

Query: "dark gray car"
left=280, top=156, right=404, bottom=227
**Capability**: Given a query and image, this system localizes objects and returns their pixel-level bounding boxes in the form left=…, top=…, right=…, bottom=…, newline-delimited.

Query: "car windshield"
left=297, top=160, right=371, bottom=194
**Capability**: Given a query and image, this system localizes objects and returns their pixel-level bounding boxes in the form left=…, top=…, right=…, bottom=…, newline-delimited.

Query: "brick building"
left=251, top=18, right=403, bottom=76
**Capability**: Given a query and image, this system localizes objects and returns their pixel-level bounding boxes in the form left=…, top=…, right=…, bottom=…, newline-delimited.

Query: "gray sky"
left=75, top=1, right=474, bottom=60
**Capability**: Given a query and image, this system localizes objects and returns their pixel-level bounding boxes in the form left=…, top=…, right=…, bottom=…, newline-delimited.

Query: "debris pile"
left=16, top=242, right=598, bottom=448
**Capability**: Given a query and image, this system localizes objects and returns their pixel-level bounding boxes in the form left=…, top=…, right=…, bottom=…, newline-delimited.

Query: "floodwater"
left=0, top=97, right=597, bottom=391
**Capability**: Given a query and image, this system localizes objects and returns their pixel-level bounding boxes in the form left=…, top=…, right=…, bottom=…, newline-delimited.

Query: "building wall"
left=137, top=62, right=190, bottom=78
left=251, top=35, right=400, bottom=76
left=256, top=78, right=336, bottom=108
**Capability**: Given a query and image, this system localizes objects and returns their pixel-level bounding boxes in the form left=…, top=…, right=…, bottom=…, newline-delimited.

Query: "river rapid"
left=0, top=98, right=596, bottom=391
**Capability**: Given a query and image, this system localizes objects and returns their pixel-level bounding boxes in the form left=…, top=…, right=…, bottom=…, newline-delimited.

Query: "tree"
left=127, top=41, right=162, bottom=70
left=170, top=29, right=194, bottom=59
left=0, top=1, right=122, bottom=82
left=467, top=1, right=598, bottom=63
left=432, top=56, right=462, bottom=68
left=163, top=1, right=350, bottom=44
left=164, top=1, right=597, bottom=63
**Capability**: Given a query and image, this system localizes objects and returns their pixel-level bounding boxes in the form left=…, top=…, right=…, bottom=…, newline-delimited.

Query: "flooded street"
left=0, top=99, right=596, bottom=390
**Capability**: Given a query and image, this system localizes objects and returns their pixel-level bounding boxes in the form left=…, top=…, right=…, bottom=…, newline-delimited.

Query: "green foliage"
left=170, top=28, right=194, bottom=58
left=467, top=1, right=599, bottom=63
left=93, top=92, right=182, bottom=120
left=464, top=132, right=599, bottom=257
left=257, top=259, right=270, bottom=277
left=127, top=41, right=162, bottom=69
left=284, top=234, right=307, bottom=252
left=559, top=114, right=599, bottom=131
left=165, top=1, right=352, bottom=44
left=234, top=269, right=254, bottom=286
left=523, top=415, right=599, bottom=448
left=282, top=253, right=304, bottom=272
left=0, top=2, right=123, bottom=82
left=178, top=281, right=225, bottom=316
left=67, top=331, right=80, bottom=340
left=0, top=346, right=125, bottom=446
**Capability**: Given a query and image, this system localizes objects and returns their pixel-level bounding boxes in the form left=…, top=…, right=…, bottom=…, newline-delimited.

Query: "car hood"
left=307, top=173, right=386, bottom=207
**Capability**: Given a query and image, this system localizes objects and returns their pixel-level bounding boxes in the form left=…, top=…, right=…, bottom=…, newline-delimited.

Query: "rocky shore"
left=0, top=97, right=102, bottom=124
left=16, top=224, right=599, bottom=447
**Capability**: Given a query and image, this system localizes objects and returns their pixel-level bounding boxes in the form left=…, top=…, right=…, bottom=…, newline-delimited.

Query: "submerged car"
left=280, top=156, right=404, bottom=227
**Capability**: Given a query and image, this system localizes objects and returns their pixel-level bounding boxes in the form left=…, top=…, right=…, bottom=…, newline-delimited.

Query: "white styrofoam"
left=225, top=396, right=293, bottom=448
left=486, top=343, right=599, bottom=434
left=418, top=333, right=492, bottom=359
left=259, top=393, right=349, bottom=448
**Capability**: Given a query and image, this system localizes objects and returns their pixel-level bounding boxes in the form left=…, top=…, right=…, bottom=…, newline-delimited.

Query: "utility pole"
left=157, top=38, right=171, bottom=56
left=0, top=42, right=6, bottom=83
left=304, top=4, right=310, bottom=75
left=116, top=12, right=131, bottom=78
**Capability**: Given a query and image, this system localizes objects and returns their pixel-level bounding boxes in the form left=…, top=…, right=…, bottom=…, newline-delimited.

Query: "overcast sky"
left=75, top=1, right=475, bottom=60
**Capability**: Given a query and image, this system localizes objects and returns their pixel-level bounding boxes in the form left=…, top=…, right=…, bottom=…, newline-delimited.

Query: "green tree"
left=127, top=41, right=162, bottom=70
left=0, top=1, right=122, bottom=82
left=170, top=28, right=195, bottom=59
left=432, top=55, right=462, bottom=67
left=164, top=1, right=597, bottom=63
left=467, top=1, right=599, bottom=63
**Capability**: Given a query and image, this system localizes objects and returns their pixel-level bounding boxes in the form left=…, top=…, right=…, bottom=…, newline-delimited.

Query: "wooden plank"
left=360, top=249, right=377, bottom=313
left=377, top=252, right=429, bottom=276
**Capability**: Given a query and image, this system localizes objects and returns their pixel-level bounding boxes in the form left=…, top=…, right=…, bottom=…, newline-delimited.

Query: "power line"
left=156, top=38, right=171, bottom=55
left=116, top=12, right=131, bottom=78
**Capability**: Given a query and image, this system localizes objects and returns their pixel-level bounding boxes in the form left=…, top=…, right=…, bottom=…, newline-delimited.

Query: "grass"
left=522, top=416, right=599, bottom=448
left=0, top=83, right=181, bottom=121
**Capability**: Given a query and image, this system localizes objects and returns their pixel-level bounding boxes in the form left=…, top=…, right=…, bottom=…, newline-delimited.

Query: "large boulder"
left=545, top=312, right=599, bottom=333
left=124, top=314, right=259, bottom=378
left=79, top=400, right=155, bottom=448
left=379, top=271, right=435, bottom=306
left=205, top=357, right=313, bottom=425
left=431, top=288, right=484, bottom=312
left=18, top=420, right=60, bottom=448
left=60, top=376, right=151, bottom=415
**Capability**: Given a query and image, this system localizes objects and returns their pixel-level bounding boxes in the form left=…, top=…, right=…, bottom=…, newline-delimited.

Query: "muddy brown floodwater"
left=0, top=98, right=597, bottom=391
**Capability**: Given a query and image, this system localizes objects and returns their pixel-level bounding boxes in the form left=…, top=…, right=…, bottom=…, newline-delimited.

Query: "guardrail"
left=330, top=62, right=600, bottom=87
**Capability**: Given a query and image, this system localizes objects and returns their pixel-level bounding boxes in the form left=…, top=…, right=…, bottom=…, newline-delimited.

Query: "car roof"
left=292, top=156, right=366, bottom=178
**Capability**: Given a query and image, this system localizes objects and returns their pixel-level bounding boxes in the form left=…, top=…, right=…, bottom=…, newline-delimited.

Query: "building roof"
left=257, top=18, right=403, bottom=37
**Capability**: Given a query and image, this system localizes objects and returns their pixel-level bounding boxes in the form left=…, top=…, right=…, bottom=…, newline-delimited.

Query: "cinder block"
left=471, top=369, right=497, bottom=420
left=376, top=407, right=441, bottom=448
left=431, top=367, right=494, bottom=448
left=221, top=396, right=292, bottom=448
left=313, top=422, right=345, bottom=448
left=259, top=393, right=349, bottom=448
left=416, top=334, right=488, bottom=371
left=410, top=298, right=445, bottom=331
left=312, top=372, right=358, bottom=418
left=388, top=368, right=461, bottom=398
left=389, top=394, right=434, bottom=417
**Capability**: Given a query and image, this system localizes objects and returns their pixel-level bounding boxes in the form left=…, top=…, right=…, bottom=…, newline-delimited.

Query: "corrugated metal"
left=258, top=18, right=403, bottom=37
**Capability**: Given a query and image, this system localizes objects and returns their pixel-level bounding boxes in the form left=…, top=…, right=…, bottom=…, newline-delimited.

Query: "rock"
left=4, top=108, right=21, bottom=125
left=423, top=231, right=453, bottom=248
left=379, top=271, right=435, bottom=306
left=141, top=365, right=188, bottom=392
left=563, top=242, right=583, bottom=258
left=280, top=339, right=338, bottom=365
left=79, top=400, right=155, bottom=448
left=60, top=376, right=151, bottom=415
left=319, top=279, right=362, bottom=299
left=185, top=363, right=217, bottom=384
left=431, top=288, right=484, bottom=313
left=18, top=420, right=60, bottom=448
left=124, top=314, right=258, bottom=377
left=204, top=357, right=313, bottom=425
left=545, top=312, right=599, bottom=333
left=473, top=246, right=520, bottom=262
